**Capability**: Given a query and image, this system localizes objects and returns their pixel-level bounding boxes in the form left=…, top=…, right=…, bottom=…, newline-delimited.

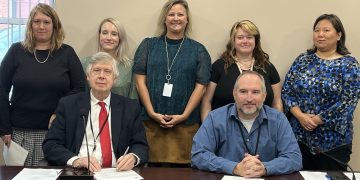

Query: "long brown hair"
left=220, top=20, right=269, bottom=72
left=22, top=3, right=65, bottom=53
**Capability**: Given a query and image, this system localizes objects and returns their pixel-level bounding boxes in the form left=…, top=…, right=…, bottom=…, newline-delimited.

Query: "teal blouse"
left=133, top=36, right=211, bottom=124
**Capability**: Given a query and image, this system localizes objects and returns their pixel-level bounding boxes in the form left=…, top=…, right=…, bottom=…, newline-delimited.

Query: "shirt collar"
left=90, top=90, right=111, bottom=107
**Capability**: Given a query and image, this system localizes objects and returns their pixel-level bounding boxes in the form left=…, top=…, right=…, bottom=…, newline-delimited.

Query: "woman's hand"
left=149, top=112, right=170, bottom=127
left=162, top=114, right=187, bottom=128
left=298, top=113, right=318, bottom=131
left=290, top=106, right=322, bottom=131
left=311, top=115, right=324, bottom=125
left=1, top=134, right=12, bottom=147
left=48, top=114, right=56, bottom=129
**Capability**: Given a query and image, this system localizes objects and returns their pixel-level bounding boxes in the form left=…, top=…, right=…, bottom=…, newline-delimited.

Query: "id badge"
left=162, top=83, right=173, bottom=97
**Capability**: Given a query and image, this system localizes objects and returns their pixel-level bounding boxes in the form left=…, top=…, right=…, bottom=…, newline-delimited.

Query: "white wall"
left=1, top=0, right=359, bottom=169
left=56, top=0, right=360, bottom=170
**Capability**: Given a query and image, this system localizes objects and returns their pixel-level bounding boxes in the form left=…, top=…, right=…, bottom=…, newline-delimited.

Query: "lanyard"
left=237, top=119, right=261, bottom=156
left=164, top=36, right=185, bottom=84
left=88, top=106, right=111, bottom=153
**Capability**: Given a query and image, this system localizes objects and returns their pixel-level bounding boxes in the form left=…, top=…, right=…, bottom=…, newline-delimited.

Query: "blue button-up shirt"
left=191, top=104, right=302, bottom=176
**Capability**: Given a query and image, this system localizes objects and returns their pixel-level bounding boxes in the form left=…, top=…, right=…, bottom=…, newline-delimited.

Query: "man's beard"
left=239, top=103, right=263, bottom=116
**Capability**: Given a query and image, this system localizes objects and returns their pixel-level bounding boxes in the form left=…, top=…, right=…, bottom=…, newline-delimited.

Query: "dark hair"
left=220, top=20, right=269, bottom=72
left=307, top=14, right=350, bottom=55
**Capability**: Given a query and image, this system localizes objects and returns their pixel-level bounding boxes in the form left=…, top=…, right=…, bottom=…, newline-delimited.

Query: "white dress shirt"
left=67, top=91, right=140, bottom=167
left=67, top=91, right=117, bottom=166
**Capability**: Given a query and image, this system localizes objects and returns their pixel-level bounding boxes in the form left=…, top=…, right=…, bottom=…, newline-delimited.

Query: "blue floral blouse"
left=282, top=52, right=360, bottom=153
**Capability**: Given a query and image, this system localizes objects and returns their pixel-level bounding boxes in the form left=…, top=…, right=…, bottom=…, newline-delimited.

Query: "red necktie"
left=98, top=101, right=112, bottom=167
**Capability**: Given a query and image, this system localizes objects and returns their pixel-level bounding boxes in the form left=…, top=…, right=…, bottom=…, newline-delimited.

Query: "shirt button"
left=246, top=139, right=250, bottom=142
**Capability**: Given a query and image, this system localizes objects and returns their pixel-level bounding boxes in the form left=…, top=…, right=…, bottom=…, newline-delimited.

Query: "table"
left=0, top=166, right=304, bottom=180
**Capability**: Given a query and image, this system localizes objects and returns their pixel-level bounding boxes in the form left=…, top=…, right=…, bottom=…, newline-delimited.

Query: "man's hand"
left=116, top=154, right=136, bottom=171
left=72, top=156, right=102, bottom=172
left=233, top=154, right=266, bottom=178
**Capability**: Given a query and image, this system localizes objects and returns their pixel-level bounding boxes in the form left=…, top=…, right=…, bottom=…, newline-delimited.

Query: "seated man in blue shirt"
left=191, top=71, right=302, bottom=177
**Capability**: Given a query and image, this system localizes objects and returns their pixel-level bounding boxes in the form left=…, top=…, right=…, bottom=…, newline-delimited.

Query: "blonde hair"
left=22, top=3, right=65, bottom=53
left=221, top=20, right=269, bottom=71
left=97, top=18, right=131, bottom=66
left=157, top=0, right=192, bottom=37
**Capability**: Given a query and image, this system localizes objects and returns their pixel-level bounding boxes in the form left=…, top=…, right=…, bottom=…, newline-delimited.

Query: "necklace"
left=235, top=58, right=255, bottom=74
left=164, top=36, right=185, bottom=83
left=34, top=49, right=50, bottom=63
left=238, top=61, right=252, bottom=70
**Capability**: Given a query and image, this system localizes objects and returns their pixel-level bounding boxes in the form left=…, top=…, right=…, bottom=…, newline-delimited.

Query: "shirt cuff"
left=129, top=153, right=140, bottom=166
left=224, top=161, right=238, bottom=175
left=67, top=156, right=80, bottom=166
left=263, top=162, right=274, bottom=175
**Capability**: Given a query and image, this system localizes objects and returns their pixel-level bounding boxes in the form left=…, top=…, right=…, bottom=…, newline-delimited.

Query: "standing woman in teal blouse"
left=81, top=18, right=137, bottom=99
left=134, top=0, right=211, bottom=166
left=282, top=14, right=360, bottom=170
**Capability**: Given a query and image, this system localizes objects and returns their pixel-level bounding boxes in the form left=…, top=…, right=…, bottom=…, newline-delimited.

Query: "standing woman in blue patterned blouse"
left=282, top=14, right=360, bottom=171
left=133, top=0, right=211, bottom=166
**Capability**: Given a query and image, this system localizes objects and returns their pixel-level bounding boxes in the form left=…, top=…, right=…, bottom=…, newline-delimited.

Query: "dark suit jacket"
left=42, top=91, right=148, bottom=166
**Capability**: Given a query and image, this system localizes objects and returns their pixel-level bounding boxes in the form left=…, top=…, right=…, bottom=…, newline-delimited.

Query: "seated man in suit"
left=43, top=52, right=148, bottom=172
left=191, top=71, right=302, bottom=177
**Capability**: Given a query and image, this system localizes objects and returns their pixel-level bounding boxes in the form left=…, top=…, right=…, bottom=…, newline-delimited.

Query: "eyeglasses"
left=90, top=68, right=113, bottom=76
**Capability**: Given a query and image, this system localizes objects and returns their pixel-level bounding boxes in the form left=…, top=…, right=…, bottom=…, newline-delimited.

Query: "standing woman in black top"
left=201, top=20, right=283, bottom=122
left=0, top=3, right=85, bottom=166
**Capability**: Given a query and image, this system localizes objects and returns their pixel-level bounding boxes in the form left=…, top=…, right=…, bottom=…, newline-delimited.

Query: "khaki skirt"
left=144, top=120, right=199, bottom=164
